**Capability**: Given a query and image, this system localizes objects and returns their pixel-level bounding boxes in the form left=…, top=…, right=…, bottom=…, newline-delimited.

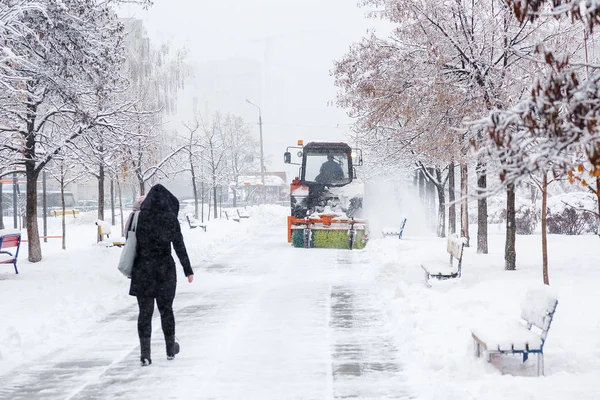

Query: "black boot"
left=165, top=335, right=180, bottom=360
left=140, top=337, right=152, bottom=366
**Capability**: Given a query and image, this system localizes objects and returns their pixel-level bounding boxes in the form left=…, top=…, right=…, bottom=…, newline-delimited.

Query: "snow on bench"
left=95, top=220, right=125, bottom=247
left=185, top=214, right=207, bottom=232
left=382, top=218, right=407, bottom=239
left=224, top=211, right=240, bottom=222
left=223, top=209, right=250, bottom=223
left=237, top=209, right=250, bottom=219
left=471, top=286, right=559, bottom=376
left=420, top=233, right=466, bottom=283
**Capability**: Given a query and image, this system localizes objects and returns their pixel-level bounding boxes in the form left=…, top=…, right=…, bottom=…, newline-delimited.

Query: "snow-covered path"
left=0, top=230, right=411, bottom=399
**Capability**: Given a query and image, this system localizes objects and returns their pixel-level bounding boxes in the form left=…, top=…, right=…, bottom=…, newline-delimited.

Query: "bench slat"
left=0, top=234, right=20, bottom=274
left=472, top=322, right=543, bottom=352
left=1, top=236, right=19, bottom=248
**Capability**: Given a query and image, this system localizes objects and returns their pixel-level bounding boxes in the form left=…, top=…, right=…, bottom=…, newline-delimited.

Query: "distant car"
left=77, top=200, right=98, bottom=212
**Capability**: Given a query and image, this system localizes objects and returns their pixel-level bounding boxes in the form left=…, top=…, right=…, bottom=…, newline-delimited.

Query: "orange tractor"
left=284, top=141, right=368, bottom=249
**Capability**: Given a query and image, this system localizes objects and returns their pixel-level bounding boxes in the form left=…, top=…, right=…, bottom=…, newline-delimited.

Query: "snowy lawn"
left=0, top=205, right=286, bottom=376
left=370, top=222, right=600, bottom=399
left=1, top=205, right=598, bottom=400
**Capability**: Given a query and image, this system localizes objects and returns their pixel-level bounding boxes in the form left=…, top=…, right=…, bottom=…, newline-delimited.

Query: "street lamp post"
left=245, top=99, right=266, bottom=203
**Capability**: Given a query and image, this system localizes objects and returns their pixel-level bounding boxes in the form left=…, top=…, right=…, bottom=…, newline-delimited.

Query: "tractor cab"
left=284, top=142, right=362, bottom=188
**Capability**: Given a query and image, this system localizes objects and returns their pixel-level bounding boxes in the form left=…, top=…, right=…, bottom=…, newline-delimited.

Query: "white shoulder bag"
left=118, top=211, right=139, bottom=277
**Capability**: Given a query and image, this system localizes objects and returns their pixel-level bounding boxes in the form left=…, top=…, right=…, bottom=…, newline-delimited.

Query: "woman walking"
left=129, top=184, right=194, bottom=366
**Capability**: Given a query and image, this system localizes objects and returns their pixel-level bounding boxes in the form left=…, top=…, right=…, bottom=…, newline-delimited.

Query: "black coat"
left=129, top=184, right=194, bottom=298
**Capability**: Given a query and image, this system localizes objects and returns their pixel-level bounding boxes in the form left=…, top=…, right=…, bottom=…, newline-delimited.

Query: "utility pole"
left=245, top=99, right=266, bottom=203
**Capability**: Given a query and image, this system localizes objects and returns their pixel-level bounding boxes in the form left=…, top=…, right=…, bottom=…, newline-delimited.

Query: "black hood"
left=141, top=184, right=180, bottom=215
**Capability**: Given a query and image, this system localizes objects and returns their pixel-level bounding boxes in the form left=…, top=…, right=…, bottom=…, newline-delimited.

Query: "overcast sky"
left=118, top=0, right=388, bottom=176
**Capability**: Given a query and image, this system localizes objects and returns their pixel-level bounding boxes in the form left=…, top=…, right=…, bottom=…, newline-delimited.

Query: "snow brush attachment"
left=288, top=215, right=368, bottom=250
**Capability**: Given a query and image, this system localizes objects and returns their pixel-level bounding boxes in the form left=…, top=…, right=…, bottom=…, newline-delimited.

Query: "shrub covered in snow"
left=546, top=193, right=599, bottom=235
left=471, top=195, right=539, bottom=234
left=486, top=196, right=506, bottom=224
left=515, top=198, right=539, bottom=235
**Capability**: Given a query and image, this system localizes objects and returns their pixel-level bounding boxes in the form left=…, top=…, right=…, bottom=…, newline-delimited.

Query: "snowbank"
left=367, top=228, right=600, bottom=399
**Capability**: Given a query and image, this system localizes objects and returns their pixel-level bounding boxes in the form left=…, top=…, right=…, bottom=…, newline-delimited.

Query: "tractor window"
left=304, top=151, right=350, bottom=185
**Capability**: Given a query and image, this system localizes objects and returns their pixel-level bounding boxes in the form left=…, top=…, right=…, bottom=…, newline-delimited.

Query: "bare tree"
left=182, top=119, right=202, bottom=219
left=200, top=114, right=228, bottom=219
left=220, top=114, right=258, bottom=207
left=46, top=150, right=87, bottom=250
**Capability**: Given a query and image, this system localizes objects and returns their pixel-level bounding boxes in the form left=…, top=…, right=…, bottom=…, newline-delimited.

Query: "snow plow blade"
left=287, top=216, right=368, bottom=250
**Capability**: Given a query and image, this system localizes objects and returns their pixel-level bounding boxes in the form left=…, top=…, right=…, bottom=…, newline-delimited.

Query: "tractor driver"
left=315, top=154, right=345, bottom=184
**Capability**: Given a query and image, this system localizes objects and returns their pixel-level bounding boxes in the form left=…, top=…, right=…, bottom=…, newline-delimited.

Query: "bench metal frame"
left=185, top=215, right=207, bottom=232
left=381, top=217, right=407, bottom=239
left=398, top=218, right=407, bottom=239
left=0, top=233, right=21, bottom=274
left=472, top=297, right=558, bottom=376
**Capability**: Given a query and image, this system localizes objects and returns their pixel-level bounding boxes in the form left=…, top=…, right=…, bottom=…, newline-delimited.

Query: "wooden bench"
left=0, top=233, right=21, bottom=274
left=224, top=211, right=240, bottom=222
left=185, top=214, right=207, bottom=232
left=49, top=209, right=80, bottom=217
left=471, top=287, right=558, bottom=376
left=237, top=209, right=250, bottom=219
left=95, top=220, right=125, bottom=247
left=420, top=233, right=465, bottom=282
left=382, top=218, right=407, bottom=239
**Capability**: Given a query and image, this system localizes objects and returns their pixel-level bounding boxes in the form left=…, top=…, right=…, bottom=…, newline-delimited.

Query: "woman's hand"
left=187, top=274, right=194, bottom=283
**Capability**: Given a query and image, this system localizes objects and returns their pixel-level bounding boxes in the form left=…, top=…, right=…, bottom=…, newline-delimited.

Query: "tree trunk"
left=448, top=162, right=456, bottom=234
left=191, top=166, right=198, bottom=220
left=117, top=179, right=124, bottom=235
left=98, top=164, right=105, bottom=221
left=505, top=182, right=516, bottom=270
left=42, top=171, right=46, bottom=243
left=61, top=181, right=66, bottom=250
left=426, top=167, right=436, bottom=232
left=418, top=169, right=426, bottom=202
left=232, top=184, right=237, bottom=208
left=476, top=159, right=488, bottom=254
left=201, top=180, right=205, bottom=223
left=0, top=182, right=4, bottom=230
left=460, top=163, right=470, bottom=246
left=110, top=180, right=115, bottom=227
left=207, top=189, right=211, bottom=221
left=413, top=169, right=418, bottom=188
left=596, top=176, right=600, bottom=237
left=542, top=173, right=549, bottom=285
left=219, top=186, right=223, bottom=219
left=138, top=175, right=145, bottom=196
left=435, top=168, right=446, bottom=238
left=213, top=185, right=218, bottom=219
left=26, top=162, right=42, bottom=262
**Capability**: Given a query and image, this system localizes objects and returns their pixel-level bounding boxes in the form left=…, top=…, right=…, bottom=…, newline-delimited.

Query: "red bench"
left=0, top=233, right=21, bottom=274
